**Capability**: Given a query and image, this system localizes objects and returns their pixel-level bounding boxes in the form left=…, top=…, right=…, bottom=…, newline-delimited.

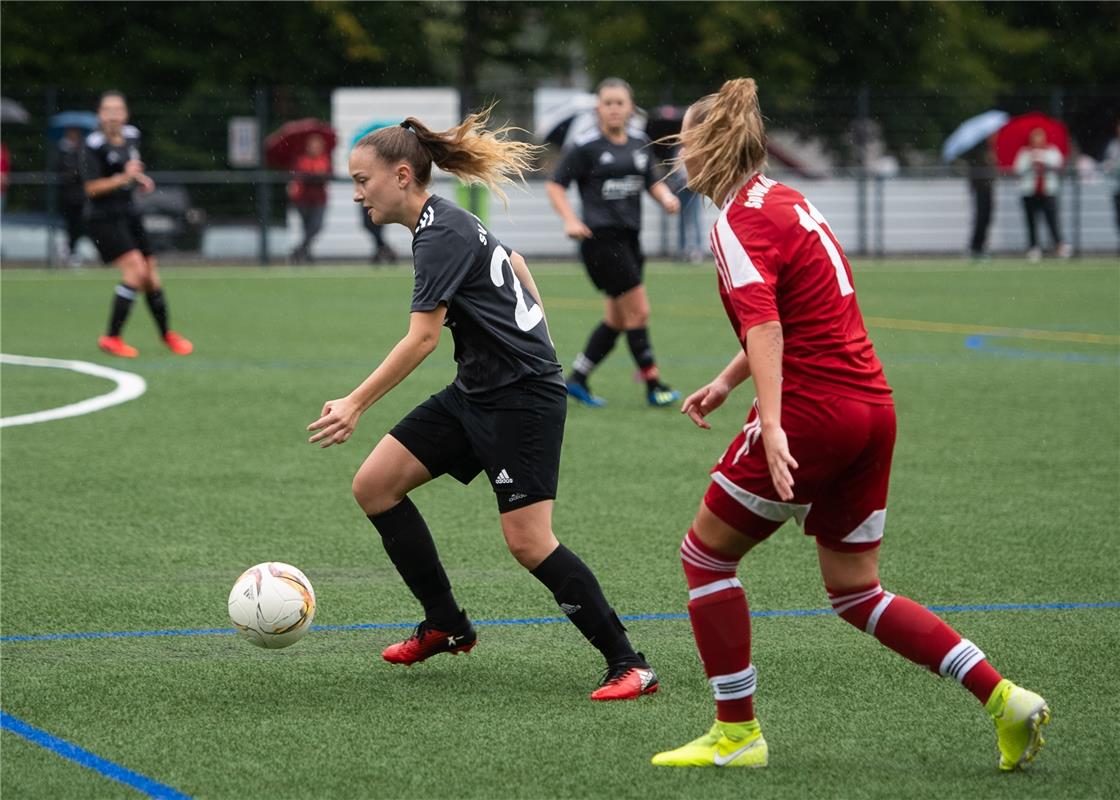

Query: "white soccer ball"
left=228, top=562, right=316, bottom=649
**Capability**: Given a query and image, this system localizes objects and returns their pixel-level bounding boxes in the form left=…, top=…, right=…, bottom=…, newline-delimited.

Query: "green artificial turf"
left=2, top=259, right=1118, bottom=799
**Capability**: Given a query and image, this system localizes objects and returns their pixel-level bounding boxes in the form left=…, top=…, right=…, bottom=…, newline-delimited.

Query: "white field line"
left=0, top=354, right=146, bottom=428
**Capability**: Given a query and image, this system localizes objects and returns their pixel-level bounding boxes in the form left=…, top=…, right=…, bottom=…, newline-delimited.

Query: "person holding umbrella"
left=81, top=91, right=192, bottom=358
left=287, top=132, right=332, bottom=264
left=1011, top=127, right=1070, bottom=261
left=941, top=110, right=1009, bottom=261
left=545, top=78, right=682, bottom=408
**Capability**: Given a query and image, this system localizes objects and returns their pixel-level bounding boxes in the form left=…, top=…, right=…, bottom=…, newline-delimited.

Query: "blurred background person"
left=0, top=139, right=9, bottom=216
left=1013, top=127, right=1070, bottom=261
left=546, top=77, right=682, bottom=409
left=672, top=146, right=705, bottom=263
left=287, top=133, right=331, bottom=264
left=57, top=126, right=89, bottom=267
left=81, top=90, right=192, bottom=357
left=359, top=204, right=397, bottom=265
left=965, top=137, right=997, bottom=261
left=1104, top=120, right=1120, bottom=253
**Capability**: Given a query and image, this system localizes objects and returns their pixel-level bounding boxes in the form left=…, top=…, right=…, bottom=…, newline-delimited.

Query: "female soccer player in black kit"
left=546, top=78, right=681, bottom=408
left=307, top=109, right=658, bottom=701
left=81, top=91, right=192, bottom=358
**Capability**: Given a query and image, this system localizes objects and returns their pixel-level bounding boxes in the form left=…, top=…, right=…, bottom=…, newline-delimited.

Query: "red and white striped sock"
left=827, top=583, right=1004, bottom=704
left=680, top=529, right=755, bottom=722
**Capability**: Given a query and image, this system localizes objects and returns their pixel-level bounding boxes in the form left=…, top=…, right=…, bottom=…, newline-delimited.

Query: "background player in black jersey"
left=546, top=78, right=681, bottom=408
left=81, top=91, right=192, bottom=358
left=307, top=109, right=659, bottom=701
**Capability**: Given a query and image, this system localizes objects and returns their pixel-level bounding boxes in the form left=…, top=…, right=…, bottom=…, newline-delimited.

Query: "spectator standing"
left=288, top=133, right=331, bottom=264
left=58, top=127, right=89, bottom=266
left=1013, top=128, right=1070, bottom=261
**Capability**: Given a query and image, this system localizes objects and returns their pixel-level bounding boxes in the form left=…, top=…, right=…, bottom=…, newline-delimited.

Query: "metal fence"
left=2, top=84, right=1118, bottom=264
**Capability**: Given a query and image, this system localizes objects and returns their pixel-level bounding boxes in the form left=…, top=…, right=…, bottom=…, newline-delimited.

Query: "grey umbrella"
left=1, top=97, right=31, bottom=124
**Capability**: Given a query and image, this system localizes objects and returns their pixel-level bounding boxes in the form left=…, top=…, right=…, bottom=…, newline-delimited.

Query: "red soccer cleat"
left=590, top=657, right=660, bottom=701
left=98, top=335, right=139, bottom=358
left=163, top=331, right=194, bottom=355
left=381, top=620, right=477, bottom=666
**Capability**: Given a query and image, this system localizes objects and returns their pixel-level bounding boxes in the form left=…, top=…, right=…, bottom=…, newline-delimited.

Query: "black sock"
left=145, top=289, right=170, bottom=337
left=368, top=497, right=464, bottom=631
left=625, top=328, right=663, bottom=389
left=530, top=544, right=635, bottom=663
left=107, top=283, right=138, bottom=337
left=571, top=322, right=620, bottom=384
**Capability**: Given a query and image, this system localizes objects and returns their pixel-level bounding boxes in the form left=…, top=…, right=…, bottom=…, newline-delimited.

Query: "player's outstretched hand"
left=307, top=396, right=361, bottom=448
left=761, top=425, right=798, bottom=501
left=681, top=379, right=731, bottom=429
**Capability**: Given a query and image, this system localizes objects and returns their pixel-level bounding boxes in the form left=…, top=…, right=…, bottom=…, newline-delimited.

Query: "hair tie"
left=400, top=121, right=414, bottom=133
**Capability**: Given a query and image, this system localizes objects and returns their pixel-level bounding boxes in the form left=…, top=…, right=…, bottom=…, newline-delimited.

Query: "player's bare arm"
left=681, top=350, right=751, bottom=429
left=746, top=320, right=798, bottom=500
left=308, top=306, right=446, bottom=448
left=544, top=181, right=592, bottom=239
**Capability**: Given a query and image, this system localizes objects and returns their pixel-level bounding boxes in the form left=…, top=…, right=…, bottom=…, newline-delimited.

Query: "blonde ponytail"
left=677, top=78, right=768, bottom=205
left=356, top=104, right=541, bottom=204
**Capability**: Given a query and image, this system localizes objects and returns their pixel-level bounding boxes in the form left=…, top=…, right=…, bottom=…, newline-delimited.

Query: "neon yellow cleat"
left=651, top=720, right=768, bottom=768
left=986, top=679, right=1050, bottom=771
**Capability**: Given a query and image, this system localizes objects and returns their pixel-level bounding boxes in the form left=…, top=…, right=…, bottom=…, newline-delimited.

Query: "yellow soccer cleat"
left=986, top=679, right=1050, bottom=771
left=651, top=720, right=768, bottom=768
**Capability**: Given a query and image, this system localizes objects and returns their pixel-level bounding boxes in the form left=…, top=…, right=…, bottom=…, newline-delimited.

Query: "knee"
left=352, top=471, right=399, bottom=517
left=502, top=524, right=554, bottom=569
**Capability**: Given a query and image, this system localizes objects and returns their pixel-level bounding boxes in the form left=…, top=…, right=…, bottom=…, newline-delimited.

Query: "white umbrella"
left=535, top=93, right=647, bottom=149
left=1, top=97, right=31, bottom=124
left=941, top=110, right=1009, bottom=163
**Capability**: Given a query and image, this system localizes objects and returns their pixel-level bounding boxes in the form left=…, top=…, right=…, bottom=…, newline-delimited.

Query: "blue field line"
left=2, top=600, right=1117, bottom=645
left=1, top=712, right=190, bottom=799
left=965, top=334, right=1120, bottom=364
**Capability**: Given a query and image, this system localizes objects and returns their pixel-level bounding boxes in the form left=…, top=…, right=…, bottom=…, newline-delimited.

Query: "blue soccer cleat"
left=567, top=380, right=607, bottom=407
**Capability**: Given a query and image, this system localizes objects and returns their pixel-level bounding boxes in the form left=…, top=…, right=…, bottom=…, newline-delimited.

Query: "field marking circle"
left=0, top=353, right=147, bottom=428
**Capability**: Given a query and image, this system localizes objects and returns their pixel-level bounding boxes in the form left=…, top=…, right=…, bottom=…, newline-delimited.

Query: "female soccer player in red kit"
left=650, top=79, right=1049, bottom=770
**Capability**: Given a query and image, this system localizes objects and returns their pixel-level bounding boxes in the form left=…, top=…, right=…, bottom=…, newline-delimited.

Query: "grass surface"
left=2, top=259, right=1118, bottom=799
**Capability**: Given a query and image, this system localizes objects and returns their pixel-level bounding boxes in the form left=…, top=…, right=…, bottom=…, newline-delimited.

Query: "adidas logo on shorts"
left=494, top=469, right=513, bottom=485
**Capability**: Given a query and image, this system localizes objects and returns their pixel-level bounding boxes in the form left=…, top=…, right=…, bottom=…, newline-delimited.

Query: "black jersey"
left=79, top=125, right=141, bottom=220
left=551, top=129, right=657, bottom=231
left=410, top=195, right=562, bottom=395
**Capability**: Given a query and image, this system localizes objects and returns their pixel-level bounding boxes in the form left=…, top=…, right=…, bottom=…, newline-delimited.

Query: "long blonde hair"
left=355, top=104, right=541, bottom=204
left=678, top=78, right=767, bottom=205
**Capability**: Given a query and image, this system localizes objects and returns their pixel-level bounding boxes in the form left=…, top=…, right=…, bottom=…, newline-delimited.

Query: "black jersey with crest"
left=551, top=129, right=657, bottom=231
left=79, top=125, right=142, bottom=220
left=410, top=195, right=562, bottom=395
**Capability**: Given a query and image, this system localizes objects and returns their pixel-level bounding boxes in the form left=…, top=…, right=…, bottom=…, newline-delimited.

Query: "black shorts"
left=389, top=378, right=567, bottom=513
left=580, top=227, right=645, bottom=298
left=87, top=214, right=153, bottom=264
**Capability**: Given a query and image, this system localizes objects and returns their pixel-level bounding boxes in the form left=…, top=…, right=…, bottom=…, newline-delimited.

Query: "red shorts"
left=704, top=391, right=896, bottom=552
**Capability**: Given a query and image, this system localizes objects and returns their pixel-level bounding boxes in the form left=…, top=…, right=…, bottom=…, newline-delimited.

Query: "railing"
left=2, top=168, right=1117, bottom=265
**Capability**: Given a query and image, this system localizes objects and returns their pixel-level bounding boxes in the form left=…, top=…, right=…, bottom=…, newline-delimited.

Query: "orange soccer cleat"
left=381, top=620, right=477, bottom=666
left=98, top=335, right=139, bottom=358
left=163, top=331, right=194, bottom=355
left=590, top=657, right=660, bottom=701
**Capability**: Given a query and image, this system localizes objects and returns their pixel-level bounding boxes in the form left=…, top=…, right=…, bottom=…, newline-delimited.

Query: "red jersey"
left=709, top=174, right=892, bottom=404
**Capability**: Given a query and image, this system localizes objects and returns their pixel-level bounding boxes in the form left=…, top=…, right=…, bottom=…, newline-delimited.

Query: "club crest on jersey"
left=599, top=151, right=615, bottom=165
left=415, top=206, right=435, bottom=232
left=633, top=152, right=648, bottom=171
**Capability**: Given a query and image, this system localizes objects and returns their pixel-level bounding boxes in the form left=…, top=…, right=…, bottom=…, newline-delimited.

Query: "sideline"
left=1, top=711, right=191, bottom=799
left=0, top=354, right=147, bottom=428
left=3, top=600, right=1116, bottom=644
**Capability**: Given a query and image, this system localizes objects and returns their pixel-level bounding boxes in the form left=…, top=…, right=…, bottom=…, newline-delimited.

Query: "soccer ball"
left=228, top=562, right=316, bottom=649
